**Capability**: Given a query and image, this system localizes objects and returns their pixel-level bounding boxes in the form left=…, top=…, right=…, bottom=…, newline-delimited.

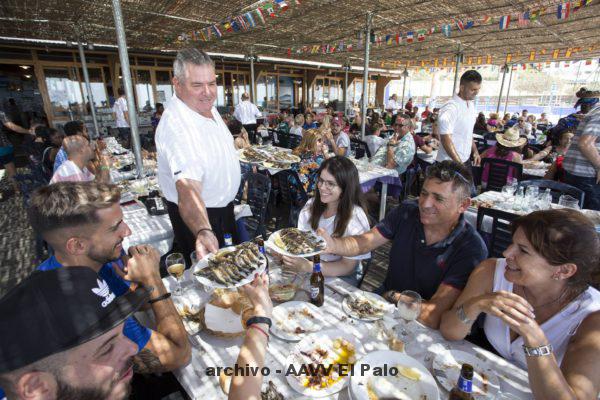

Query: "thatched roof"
left=1, top=0, right=599, bottom=69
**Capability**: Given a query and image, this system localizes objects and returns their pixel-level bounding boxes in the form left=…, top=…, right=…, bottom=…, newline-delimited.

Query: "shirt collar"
left=416, top=211, right=468, bottom=249
left=172, top=93, right=217, bottom=121
left=453, top=93, right=472, bottom=107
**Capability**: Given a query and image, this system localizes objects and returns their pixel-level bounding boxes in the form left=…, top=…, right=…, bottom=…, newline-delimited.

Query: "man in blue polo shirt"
left=28, top=181, right=191, bottom=374
left=319, top=160, right=487, bottom=329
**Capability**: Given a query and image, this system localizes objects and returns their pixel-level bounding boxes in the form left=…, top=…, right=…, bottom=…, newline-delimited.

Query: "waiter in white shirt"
left=385, top=94, right=400, bottom=113
left=112, top=88, right=130, bottom=147
left=156, top=48, right=241, bottom=263
left=234, top=93, right=262, bottom=144
left=436, top=70, right=482, bottom=167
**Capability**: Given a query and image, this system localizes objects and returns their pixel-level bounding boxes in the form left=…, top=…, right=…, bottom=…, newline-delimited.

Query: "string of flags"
left=176, top=1, right=301, bottom=43
left=283, top=0, right=594, bottom=56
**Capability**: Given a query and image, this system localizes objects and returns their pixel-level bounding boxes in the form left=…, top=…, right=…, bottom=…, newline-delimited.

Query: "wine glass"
left=396, top=290, right=422, bottom=336
left=166, top=253, right=186, bottom=296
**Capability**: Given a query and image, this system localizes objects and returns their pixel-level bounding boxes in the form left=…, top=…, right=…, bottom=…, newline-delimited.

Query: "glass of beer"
left=166, top=253, right=186, bottom=296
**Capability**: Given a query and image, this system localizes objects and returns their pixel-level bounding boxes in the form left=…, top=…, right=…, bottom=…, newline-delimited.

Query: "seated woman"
left=474, top=112, right=489, bottom=135
left=290, top=114, right=304, bottom=137
left=440, top=209, right=600, bottom=400
left=481, top=127, right=525, bottom=188
left=487, top=112, right=500, bottom=130
left=544, top=130, right=575, bottom=182
left=291, top=129, right=329, bottom=196
left=282, top=156, right=371, bottom=286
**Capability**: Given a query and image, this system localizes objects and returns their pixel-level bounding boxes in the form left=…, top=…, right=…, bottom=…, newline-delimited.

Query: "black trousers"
left=166, top=200, right=239, bottom=266
left=243, top=123, right=258, bottom=144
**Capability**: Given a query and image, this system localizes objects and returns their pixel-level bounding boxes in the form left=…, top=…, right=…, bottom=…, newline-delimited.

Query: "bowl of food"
left=268, top=268, right=302, bottom=302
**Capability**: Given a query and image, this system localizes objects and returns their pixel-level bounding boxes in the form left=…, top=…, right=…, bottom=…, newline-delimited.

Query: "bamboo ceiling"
left=1, top=0, right=599, bottom=70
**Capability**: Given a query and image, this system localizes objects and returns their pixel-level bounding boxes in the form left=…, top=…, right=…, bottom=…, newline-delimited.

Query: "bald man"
left=50, top=136, right=110, bottom=183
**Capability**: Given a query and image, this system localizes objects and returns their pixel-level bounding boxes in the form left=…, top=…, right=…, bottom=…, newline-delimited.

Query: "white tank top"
left=484, top=258, right=600, bottom=370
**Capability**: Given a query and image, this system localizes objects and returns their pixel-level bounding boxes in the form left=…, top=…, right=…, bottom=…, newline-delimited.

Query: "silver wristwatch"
left=522, top=344, right=553, bottom=357
left=456, top=304, right=473, bottom=324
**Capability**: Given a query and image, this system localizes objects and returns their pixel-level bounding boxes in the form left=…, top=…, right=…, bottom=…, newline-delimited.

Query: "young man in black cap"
left=28, top=181, right=191, bottom=374
left=0, top=267, right=148, bottom=399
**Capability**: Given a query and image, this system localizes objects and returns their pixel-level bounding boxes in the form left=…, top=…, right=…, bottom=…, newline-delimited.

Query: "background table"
left=150, top=276, right=532, bottom=400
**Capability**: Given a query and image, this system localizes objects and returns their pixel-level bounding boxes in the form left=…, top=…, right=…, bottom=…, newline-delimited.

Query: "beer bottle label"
left=310, top=286, right=320, bottom=299
left=457, top=376, right=473, bottom=393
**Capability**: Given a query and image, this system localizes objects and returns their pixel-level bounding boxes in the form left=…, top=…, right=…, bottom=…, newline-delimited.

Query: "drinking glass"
left=396, top=290, right=422, bottom=336
left=558, top=194, right=580, bottom=209
left=166, top=253, right=186, bottom=296
left=501, top=185, right=515, bottom=198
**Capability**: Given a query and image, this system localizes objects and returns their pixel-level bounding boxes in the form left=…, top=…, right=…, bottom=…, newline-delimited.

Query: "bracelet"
left=148, top=292, right=171, bottom=304
left=100, top=165, right=110, bottom=171
left=522, top=344, right=553, bottom=357
left=246, top=316, right=272, bottom=328
left=196, top=228, right=214, bottom=236
left=248, top=325, right=269, bottom=341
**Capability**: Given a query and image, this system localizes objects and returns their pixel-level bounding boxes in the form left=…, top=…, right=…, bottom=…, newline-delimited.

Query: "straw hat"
left=495, top=127, right=527, bottom=148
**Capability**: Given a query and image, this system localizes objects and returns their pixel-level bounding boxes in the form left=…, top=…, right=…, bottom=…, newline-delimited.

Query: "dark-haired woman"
left=282, top=156, right=371, bottom=286
left=440, top=209, right=600, bottom=399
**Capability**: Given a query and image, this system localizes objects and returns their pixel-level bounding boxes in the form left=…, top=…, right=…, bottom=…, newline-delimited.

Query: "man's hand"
left=472, top=152, right=481, bottom=166
left=119, top=245, right=161, bottom=286
left=195, top=229, right=219, bottom=258
left=316, top=227, right=337, bottom=254
left=242, top=273, right=273, bottom=318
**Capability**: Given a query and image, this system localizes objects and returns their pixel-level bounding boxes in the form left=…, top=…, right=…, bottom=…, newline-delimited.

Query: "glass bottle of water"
left=514, top=186, right=525, bottom=211
left=544, top=188, right=552, bottom=209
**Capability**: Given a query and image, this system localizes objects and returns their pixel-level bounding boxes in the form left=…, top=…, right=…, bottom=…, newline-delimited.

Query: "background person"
left=50, top=136, right=110, bottom=183
left=113, top=88, right=130, bottom=148
left=440, top=209, right=600, bottom=400
left=371, top=113, right=415, bottom=175
left=233, top=93, right=261, bottom=144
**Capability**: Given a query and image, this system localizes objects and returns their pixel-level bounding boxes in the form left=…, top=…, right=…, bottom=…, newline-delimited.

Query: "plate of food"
left=193, top=242, right=267, bottom=288
left=342, top=291, right=392, bottom=321
left=270, top=151, right=301, bottom=164
left=267, top=228, right=326, bottom=257
left=239, top=147, right=270, bottom=164
left=285, top=329, right=364, bottom=397
left=350, top=350, right=439, bottom=400
left=262, top=160, right=293, bottom=169
left=271, top=301, right=325, bottom=341
left=432, top=349, right=500, bottom=399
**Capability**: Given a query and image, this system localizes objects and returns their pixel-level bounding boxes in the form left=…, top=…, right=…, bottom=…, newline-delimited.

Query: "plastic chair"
left=350, top=138, right=371, bottom=159
left=357, top=258, right=373, bottom=289
left=268, top=129, right=279, bottom=146
left=289, top=134, right=302, bottom=150
left=277, top=130, right=290, bottom=149
left=518, top=179, right=585, bottom=208
left=476, top=207, right=519, bottom=258
left=273, top=169, right=308, bottom=228
left=481, top=158, right=523, bottom=192
left=474, top=136, right=489, bottom=153
left=244, top=172, right=272, bottom=239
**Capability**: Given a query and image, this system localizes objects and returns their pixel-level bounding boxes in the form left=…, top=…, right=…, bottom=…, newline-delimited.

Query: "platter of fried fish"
left=267, top=228, right=326, bottom=257
left=193, top=242, right=267, bottom=288
left=239, top=147, right=271, bottom=164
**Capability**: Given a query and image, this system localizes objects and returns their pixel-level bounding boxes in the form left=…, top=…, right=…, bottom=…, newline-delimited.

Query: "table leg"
left=379, top=183, right=388, bottom=221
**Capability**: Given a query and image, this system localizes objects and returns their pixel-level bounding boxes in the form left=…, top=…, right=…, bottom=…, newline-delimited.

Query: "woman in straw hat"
left=480, top=126, right=527, bottom=188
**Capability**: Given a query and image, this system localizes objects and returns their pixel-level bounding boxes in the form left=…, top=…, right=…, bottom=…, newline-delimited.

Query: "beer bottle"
left=448, top=363, right=474, bottom=400
left=255, top=237, right=268, bottom=272
left=310, top=254, right=324, bottom=307
left=224, top=233, right=233, bottom=247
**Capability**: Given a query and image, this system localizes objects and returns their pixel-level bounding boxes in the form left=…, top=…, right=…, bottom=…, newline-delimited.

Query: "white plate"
left=342, top=291, right=392, bottom=321
left=193, top=246, right=267, bottom=289
left=351, top=350, right=440, bottom=400
left=271, top=301, right=325, bottom=341
left=432, top=349, right=500, bottom=399
left=285, top=329, right=365, bottom=397
left=266, top=229, right=326, bottom=257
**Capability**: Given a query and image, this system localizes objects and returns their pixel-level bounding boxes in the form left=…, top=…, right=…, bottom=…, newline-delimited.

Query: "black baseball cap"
left=0, top=266, right=150, bottom=373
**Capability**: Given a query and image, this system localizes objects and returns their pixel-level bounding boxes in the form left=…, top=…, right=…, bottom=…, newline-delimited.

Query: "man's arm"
left=4, top=121, right=32, bottom=135
left=176, top=178, right=219, bottom=257
left=121, top=245, right=191, bottom=373
left=471, top=139, right=481, bottom=166
left=317, top=226, right=389, bottom=258
left=440, top=134, right=462, bottom=163
left=578, top=135, right=600, bottom=182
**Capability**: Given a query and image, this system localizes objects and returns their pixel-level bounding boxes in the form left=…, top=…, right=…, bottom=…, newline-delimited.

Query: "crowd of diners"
left=0, top=47, right=599, bottom=400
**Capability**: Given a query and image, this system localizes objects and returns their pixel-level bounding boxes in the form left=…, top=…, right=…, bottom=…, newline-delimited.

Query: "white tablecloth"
left=154, top=276, right=532, bottom=400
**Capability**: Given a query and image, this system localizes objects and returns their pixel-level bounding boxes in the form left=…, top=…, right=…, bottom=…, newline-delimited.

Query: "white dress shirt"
left=156, top=94, right=241, bottom=207
left=436, top=94, right=477, bottom=163
left=234, top=100, right=261, bottom=125
left=385, top=99, right=399, bottom=111
left=112, top=97, right=129, bottom=128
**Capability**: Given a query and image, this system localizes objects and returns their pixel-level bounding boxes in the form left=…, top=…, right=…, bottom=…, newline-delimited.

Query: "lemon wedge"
left=398, top=366, right=421, bottom=381
left=273, top=234, right=285, bottom=249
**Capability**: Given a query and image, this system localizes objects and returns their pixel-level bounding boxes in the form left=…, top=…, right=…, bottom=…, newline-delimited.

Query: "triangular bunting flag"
left=465, top=21, right=475, bottom=29
left=529, top=50, right=536, bottom=61
left=275, top=0, right=289, bottom=11
left=417, top=29, right=426, bottom=42
left=406, top=31, right=414, bottom=43
left=456, top=19, right=464, bottom=31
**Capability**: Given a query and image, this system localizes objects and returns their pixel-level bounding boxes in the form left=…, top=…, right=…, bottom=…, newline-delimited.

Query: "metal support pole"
left=343, top=64, right=349, bottom=113
left=401, top=73, right=407, bottom=108
left=77, top=41, right=100, bottom=138
left=360, top=12, right=372, bottom=141
left=496, top=64, right=508, bottom=114
left=249, top=54, right=256, bottom=103
left=452, top=45, right=462, bottom=95
left=503, top=66, right=514, bottom=115
left=111, top=0, right=143, bottom=178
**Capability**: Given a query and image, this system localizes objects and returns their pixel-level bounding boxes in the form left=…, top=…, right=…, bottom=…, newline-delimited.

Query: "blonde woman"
left=290, top=114, right=304, bottom=137
left=292, top=129, right=329, bottom=196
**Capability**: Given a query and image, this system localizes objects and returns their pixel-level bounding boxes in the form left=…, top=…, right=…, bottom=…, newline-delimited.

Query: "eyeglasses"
left=425, top=165, right=471, bottom=185
left=317, top=177, right=338, bottom=190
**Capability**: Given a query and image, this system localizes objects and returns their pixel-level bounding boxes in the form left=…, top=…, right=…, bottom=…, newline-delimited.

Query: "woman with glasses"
left=282, top=156, right=371, bottom=286
left=440, top=209, right=600, bottom=400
